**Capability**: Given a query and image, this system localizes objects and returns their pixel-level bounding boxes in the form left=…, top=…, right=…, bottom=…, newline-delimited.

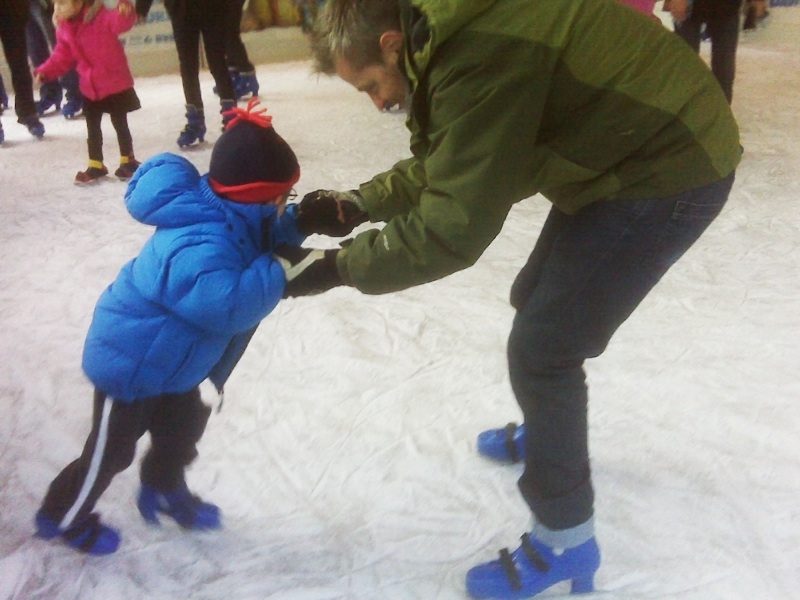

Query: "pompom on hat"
left=209, top=98, right=300, bottom=204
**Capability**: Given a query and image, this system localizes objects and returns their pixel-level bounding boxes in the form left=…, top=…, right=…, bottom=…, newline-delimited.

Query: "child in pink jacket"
left=36, top=0, right=141, bottom=184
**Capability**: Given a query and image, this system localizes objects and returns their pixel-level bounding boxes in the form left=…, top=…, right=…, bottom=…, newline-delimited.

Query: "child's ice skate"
left=75, top=161, right=109, bottom=184
left=177, top=104, right=206, bottom=148
left=137, top=483, right=221, bottom=530
left=115, top=156, right=141, bottom=180
left=477, top=422, right=526, bottom=463
left=466, top=533, right=600, bottom=599
left=35, top=510, right=121, bottom=555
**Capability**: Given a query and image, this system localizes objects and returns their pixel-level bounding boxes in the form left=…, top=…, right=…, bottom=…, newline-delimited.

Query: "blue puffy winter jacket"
left=82, top=153, right=304, bottom=402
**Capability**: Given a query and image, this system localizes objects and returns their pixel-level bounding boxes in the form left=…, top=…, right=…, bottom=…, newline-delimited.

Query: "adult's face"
left=334, top=31, right=410, bottom=112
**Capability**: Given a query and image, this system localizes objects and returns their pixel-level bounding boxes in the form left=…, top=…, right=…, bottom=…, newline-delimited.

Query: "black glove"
left=275, top=246, right=343, bottom=297
left=296, top=189, right=368, bottom=237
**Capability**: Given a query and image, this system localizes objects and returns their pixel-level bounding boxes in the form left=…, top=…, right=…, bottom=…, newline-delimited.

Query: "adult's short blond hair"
left=310, top=0, right=402, bottom=74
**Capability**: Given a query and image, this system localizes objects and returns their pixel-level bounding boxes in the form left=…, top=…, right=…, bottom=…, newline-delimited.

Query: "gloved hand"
left=275, top=246, right=343, bottom=297
left=296, top=190, right=368, bottom=237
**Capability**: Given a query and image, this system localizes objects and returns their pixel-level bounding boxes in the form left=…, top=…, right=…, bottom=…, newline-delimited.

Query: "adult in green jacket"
left=278, top=0, right=741, bottom=598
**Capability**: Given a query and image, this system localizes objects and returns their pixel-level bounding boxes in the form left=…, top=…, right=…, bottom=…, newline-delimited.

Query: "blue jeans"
left=508, top=173, right=735, bottom=530
left=674, top=11, right=740, bottom=103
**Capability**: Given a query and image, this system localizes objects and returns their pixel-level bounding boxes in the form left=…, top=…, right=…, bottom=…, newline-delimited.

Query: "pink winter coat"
left=35, top=1, right=136, bottom=102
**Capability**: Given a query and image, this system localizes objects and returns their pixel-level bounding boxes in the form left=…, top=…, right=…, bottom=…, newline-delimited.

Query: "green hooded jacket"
left=337, top=0, right=741, bottom=294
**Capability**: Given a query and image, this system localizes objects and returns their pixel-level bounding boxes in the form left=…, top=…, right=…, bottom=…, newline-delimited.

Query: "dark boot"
left=177, top=104, right=206, bottom=147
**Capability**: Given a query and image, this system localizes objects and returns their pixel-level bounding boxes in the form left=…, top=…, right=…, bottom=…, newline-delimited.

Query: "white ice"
left=1, top=7, right=799, bottom=600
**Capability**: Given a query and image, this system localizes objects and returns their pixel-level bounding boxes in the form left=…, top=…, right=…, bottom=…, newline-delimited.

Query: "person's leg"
left=0, top=7, right=42, bottom=132
left=109, top=110, right=133, bottom=158
left=168, top=10, right=207, bottom=145
left=137, top=387, right=221, bottom=529
left=469, top=173, right=735, bottom=599
left=36, top=390, right=152, bottom=554
left=200, top=0, right=236, bottom=116
left=224, top=0, right=253, bottom=72
left=74, top=108, right=109, bottom=182
left=139, top=387, right=211, bottom=490
left=513, top=173, right=734, bottom=531
left=707, top=12, right=740, bottom=104
left=169, top=11, right=203, bottom=109
left=109, top=110, right=140, bottom=179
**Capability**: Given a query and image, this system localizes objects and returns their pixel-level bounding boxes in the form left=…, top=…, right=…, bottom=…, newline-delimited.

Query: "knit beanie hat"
left=209, top=99, right=300, bottom=204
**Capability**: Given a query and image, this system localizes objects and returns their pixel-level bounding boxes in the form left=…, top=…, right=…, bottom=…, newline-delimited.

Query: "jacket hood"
left=125, top=153, right=277, bottom=231
left=404, top=0, right=495, bottom=73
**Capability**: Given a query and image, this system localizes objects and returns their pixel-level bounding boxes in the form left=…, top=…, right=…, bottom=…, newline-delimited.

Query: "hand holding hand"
left=296, top=190, right=368, bottom=237
left=275, top=246, right=344, bottom=297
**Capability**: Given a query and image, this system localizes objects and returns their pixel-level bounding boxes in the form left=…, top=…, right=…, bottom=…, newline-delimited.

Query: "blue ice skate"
left=477, top=422, right=526, bottom=463
left=35, top=510, right=121, bottom=555
left=177, top=104, right=206, bottom=147
left=36, top=81, right=63, bottom=116
left=466, top=533, right=600, bottom=599
left=24, top=115, right=45, bottom=139
left=137, top=483, right=221, bottom=530
left=62, top=94, right=83, bottom=119
left=235, top=71, right=260, bottom=100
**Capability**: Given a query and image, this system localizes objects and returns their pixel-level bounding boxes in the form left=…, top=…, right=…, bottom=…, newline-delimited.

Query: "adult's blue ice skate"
left=235, top=71, right=260, bottom=100
left=477, top=422, right=526, bottom=463
left=177, top=104, right=206, bottom=147
left=36, top=81, right=63, bottom=116
left=35, top=510, right=121, bottom=555
left=24, top=115, right=45, bottom=139
left=466, top=533, right=600, bottom=599
left=62, top=94, right=83, bottom=119
left=137, top=483, right=221, bottom=530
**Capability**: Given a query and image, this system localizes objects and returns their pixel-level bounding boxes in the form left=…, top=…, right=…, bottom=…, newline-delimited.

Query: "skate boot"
left=62, top=94, right=83, bottom=119
left=114, top=156, right=141, bottom=180
left=36, top=81, right=63, bottom=116
left=24, top=115, right=45, bottom=139
left=35, top=510, right=121, bottom=555
left=137, top=483, right=222, bottom=530
left=477, top=422, right=526, bottom=463
left=235, top=71, right=260, bottom=100
left=74, top=160, right=109, bottom=184
left=220, top=99, right=236, bottom=130
left=177, top=104, right=206, bottom=147
left=0, top=120, right=5, bottom=145
left=466, top=533, right=600, bottom=599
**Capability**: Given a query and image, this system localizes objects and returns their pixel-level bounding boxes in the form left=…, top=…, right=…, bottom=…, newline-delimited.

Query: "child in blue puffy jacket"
left=35, top=99, right=308, bottom=555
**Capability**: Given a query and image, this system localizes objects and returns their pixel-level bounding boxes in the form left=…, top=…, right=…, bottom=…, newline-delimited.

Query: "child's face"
left=54, top=0, right=84, bottom=21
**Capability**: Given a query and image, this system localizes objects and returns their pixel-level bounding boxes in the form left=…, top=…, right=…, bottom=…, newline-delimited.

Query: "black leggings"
left=167, top=0, right=234, bottom=107
left=38, top=387, right=211, bottom=530
left=85, top=110, right=133, bottom=163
